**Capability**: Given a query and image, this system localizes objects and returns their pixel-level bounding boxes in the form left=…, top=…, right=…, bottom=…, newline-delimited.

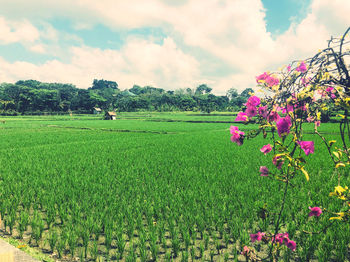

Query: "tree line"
left=0, top=79, right=253, bottom=114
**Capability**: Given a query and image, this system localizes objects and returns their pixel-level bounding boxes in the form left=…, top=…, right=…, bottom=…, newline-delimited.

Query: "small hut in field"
left=105, top=111, right=117, bottom=120
left=93, top=107, right=102, bottom=114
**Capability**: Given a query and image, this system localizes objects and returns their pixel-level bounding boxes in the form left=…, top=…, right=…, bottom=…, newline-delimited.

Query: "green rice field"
left=0, top=112, right=349, bottom=261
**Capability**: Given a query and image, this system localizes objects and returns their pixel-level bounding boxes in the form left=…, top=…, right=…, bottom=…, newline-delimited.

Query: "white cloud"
left=0, top=0, right=350, bottom=94
left=0, top=37, right=201, bottom=90
left=0, top=17, right=40, bottom=44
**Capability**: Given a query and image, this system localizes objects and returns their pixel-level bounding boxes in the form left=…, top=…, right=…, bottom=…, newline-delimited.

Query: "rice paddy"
left=0, top=112, right=348, bottom=261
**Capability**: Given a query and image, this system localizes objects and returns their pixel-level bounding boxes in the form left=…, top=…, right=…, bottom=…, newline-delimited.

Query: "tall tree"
left=240, top=88, right=254, bottom=98
left=226, top=88, right=239, bottom=100
left=195, top=84, right=212, bottom=95
left=90, top=79, right=119, bottom=90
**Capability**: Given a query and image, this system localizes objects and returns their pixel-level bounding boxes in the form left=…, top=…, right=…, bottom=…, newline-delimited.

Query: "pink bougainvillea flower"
left=259, top=166, right=269, bottom=176
left=230, top=126, right=244, bottom=146
left=267, top=111, right=280, bottom=122
left=326, top=86, right=334, bottom=93
left=246, top=96, right=261, bottom=107
left=245, top=106, right=258, bottom=118
left=265, top=75, right=279, bottom=87
left=231, top=133, right=243, bottom=146
left=326, top=86, right=335, bottom=98
left=273, top=234, right=284, bottom=244
left=296, top=61, right=307, bottom=73
left=258, top=106, right=268, bottom=118
left=235, top=112, right=248, bottom=122
left=298, top=141, right=314, bottom=155
left=230, top=126, right=239, bottom=134
left=276, top=116, right=292, bottom=137
left=250, top=232, right=265, bottom=242
left=256, top=72, right=279, bottom=87
left=273, top=233, right=289, bottom=244
left=260, top=144, right=272, bottom=155
left=256, top=72, right=269, bottom=83
left=286, top=240, right=297, bottom=251
left=271, top=233, right=296, bottom=251
left=287, top=64, right=291, bottom=72
left=308, top=206, right=322, bottom=217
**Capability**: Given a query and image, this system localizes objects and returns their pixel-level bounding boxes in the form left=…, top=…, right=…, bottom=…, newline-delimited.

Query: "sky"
left=0, top=0, right=349, bottom=95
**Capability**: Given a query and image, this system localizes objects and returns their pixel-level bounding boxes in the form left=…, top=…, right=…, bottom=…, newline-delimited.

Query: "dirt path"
left=0, top=239, right=39, bottom=262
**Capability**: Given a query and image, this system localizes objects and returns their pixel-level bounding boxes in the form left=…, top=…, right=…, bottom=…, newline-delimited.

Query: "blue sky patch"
left=0, top=43, right=54, bottom=64
left=261, top=0, right=312, bottom=35
left=50, top=18, right=166, bottom=50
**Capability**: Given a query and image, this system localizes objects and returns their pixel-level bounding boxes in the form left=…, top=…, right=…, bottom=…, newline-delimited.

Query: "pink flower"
left=271, top=233, right=296, bottom=251
left=286, top=240, right=296, bottom=251
left=273, top=233, right=289, bottom=244
left=250, top=232, right=265, bottom=242
left=258, top=106, right=268, bottom=118
left=256, top=72, right=269, bottom=83
left=246, top=96, right=261, bottom=107
left=273, top=155, right=284, bottom=169
left=287, top=65, right=291, bottom=72
left=260, top=144, right=272, bottom=155
left=267, top=111, right=280, bottom=122
left=256, top=72, right=279, bottom=87
left=230, top=126, right=244, bottom=146
left=245, top=106, right=257, bottom=118
left=276, top=116, right=292, bottom=137
left=298, top=141, right=314, bottom=155
left=327, top=87, right=337, bottom=99
left=326, top=86, right=334, bottom=93
left=259, top=166, right=269, bottom=176
left=235, top=112, right=248, bottom=122
left=265, top=75, right=279, bottom=87
left=230, top=126, right=238, bottom=134
left=308, top=206, right=322, bottom=217
left=296, top=61, right=307, bottom=73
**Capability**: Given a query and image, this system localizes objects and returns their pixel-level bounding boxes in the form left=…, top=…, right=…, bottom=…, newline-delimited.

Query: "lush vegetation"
left=0, top=80, right=252, bottom=114
left=0, top=113, right=348, bottom=261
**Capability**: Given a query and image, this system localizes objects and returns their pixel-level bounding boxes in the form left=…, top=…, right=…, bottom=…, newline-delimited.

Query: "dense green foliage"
left=0, top=80, right=251, bottom=114
left=0, top=113, right=348, bottom=261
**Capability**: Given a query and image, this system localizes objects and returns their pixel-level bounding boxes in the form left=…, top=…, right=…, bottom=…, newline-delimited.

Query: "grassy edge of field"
left=0, top=234, right=54, bottom=262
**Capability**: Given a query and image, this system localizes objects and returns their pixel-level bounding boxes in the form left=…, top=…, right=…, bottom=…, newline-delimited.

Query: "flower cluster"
left=274, top=233, right=297, bottom=251
left=249, top=232, right=296, bottom=251
left=296, top=61, right=307, bottom=73
left=256, top=72, right=280, bottom=87
left=230, top=126, right=244, bottom=146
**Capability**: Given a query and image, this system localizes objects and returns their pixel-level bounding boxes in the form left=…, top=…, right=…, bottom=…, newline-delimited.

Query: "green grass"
left=0, top=113, right=348, bottom=261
